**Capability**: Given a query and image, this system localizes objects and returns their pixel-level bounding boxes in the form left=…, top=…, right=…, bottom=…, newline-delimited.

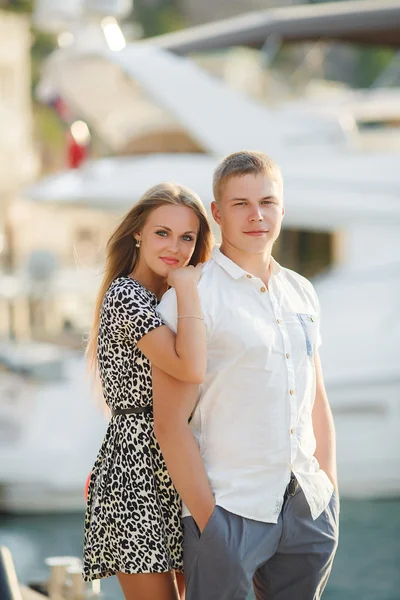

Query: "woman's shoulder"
left=105, top=277, right=156, bottom=310
left=109, top=276, right=140, bottom=293
left=102, top=277, right=162, bottom=337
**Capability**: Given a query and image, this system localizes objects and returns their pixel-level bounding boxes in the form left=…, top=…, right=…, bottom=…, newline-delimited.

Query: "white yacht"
left=9, top=0, right=400, bottom=509
left=0, top=341, right=107, bottom=513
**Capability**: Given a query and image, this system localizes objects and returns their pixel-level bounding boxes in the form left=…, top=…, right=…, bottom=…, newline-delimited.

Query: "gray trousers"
left=182, top=486, right=339, bottom=600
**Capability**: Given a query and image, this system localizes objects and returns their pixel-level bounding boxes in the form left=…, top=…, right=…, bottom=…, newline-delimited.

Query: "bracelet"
left=177, top=315, right=204, bottom=320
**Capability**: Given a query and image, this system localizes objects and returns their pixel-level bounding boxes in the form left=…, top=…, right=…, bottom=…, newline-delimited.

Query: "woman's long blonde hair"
left=86, top=182, right=213, bottom=379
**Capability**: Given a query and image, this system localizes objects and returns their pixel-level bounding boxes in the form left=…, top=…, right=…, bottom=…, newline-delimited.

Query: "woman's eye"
left=156, top=230, right=168, bottom=237
left=182, top=235, right=194, bottom=242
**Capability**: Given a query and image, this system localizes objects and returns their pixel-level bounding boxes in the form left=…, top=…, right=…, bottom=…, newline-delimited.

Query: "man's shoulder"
left=198, top=257, right=217, bottom=283
left=281, top=266, right=313, bottom=288
left=280, top=266, right=318, bottom=302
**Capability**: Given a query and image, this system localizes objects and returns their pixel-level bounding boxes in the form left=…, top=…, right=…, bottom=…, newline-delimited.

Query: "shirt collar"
left=211, top=246, right=281, bottom=280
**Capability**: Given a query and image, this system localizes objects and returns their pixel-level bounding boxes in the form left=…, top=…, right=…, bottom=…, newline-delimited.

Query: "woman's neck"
left=129, top=264, right=168, bottom=301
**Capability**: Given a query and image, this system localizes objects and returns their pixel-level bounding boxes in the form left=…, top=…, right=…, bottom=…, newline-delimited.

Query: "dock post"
left=0, top=546, right=24, bottom=600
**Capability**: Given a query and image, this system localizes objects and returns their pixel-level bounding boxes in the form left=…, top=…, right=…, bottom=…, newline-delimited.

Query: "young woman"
left=83, top=183, right=213, bottom=600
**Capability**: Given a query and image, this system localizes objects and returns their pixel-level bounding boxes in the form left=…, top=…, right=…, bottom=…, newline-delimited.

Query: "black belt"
left=284, top=474, right=299, bottom=501
left=111, top=406, right=152, bottom=417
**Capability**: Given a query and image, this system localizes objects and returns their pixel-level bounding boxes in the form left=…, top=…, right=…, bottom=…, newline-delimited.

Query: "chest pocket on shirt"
left=296, top=313, right=318, bottom=357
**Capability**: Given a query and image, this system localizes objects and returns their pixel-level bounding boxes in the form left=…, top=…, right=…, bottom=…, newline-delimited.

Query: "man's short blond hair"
left=213, top=150, right=283, bottom=202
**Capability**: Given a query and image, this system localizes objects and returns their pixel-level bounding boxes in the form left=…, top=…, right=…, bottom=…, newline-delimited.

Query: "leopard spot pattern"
left=83, top=277, right=183, bottom=580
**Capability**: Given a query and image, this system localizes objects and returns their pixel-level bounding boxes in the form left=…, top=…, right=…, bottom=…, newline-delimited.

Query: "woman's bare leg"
left=116, top=571, right=179, bottom=600
left=175, top=571, right=185, bottom=599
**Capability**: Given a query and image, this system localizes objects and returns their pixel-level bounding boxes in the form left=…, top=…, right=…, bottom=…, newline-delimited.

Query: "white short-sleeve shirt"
left=157, top=246, right=334, bottom=522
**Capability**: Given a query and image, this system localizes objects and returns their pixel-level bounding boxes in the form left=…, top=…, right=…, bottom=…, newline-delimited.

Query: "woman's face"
left=135, top=204, right=200, bottom=278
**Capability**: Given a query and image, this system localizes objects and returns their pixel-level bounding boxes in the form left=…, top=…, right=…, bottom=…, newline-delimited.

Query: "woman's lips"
left=160, top=257, right=180, bottom=265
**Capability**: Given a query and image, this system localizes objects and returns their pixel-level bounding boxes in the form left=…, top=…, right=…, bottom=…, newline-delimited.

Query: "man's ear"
left=211, top=201, right=221, bottom=225
left=282, top=203, right=285, bottom=218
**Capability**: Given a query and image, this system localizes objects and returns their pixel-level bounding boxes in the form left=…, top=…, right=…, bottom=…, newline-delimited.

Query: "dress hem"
left=83, top=566, right=184, bottom=582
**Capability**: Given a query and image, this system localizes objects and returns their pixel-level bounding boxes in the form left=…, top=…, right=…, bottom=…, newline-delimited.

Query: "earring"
left=135, top=240, right=141, bottom=248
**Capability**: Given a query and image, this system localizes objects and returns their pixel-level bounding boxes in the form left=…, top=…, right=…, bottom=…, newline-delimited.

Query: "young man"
left=153, top=151, right=339, bottom=600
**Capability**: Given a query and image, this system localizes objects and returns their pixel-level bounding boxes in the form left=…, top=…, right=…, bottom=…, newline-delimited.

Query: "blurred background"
left=0, top=0, right=399, bottom=598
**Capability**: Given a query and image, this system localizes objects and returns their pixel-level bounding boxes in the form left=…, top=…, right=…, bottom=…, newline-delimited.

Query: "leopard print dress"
left=83, top=277, right=183, bottom=580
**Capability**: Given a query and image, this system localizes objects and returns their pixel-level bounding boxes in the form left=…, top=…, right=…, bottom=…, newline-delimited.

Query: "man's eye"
left=234, top=202, right=246, bottom=206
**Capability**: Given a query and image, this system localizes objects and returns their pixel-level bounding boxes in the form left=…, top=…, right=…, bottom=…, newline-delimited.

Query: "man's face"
left=211, top=173, right=284, bottom=255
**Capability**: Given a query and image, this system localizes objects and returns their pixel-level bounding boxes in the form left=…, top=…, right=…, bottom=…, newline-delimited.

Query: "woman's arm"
left=137, top=266, right=206, bottom=384
left=153, top=366, right=215, bottom=532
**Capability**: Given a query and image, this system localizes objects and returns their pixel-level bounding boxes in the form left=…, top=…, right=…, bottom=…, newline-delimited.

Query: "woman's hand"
left=138, top=262, right=205, bottom=383
left=195, top=500, right=216, bottom=534
left=167, top=263, right=202, bottom=289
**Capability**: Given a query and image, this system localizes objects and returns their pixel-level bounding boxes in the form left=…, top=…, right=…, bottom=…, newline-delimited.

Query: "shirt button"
left=246, top=274, right=252, bottom=279
left=276, top=319, right=281, bottom=324
left=290, top=428, right=295, bottom=434
left=260, top=286, right=267, bottom=293
left=286, top=353, right=290, bottom=359
left=289, top=389, right=295, bottom=395
left=310, top=316, right=315, bottom=322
